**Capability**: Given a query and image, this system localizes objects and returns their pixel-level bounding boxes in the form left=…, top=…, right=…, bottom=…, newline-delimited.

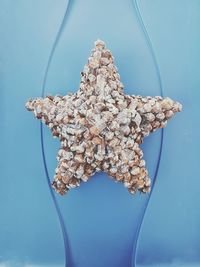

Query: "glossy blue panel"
left=1, top=1, right=199, bottom=267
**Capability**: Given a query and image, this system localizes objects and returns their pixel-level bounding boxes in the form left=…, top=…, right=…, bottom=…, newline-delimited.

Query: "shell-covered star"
left=26, top=40, right=182, bottom=196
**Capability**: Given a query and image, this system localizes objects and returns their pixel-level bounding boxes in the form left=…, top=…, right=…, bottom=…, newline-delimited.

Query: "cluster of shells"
left=26, top=40, right=182, bottom=196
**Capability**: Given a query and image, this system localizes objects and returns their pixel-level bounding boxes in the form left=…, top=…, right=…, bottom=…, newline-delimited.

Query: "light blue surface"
left=1, top=1, right=200, bottom=267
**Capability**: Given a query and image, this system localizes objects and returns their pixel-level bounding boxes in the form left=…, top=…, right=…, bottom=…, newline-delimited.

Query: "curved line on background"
left=41, top=124, right=70, bottom=267
left=42, top=0, right=73, bottom=97
left=40, top=0, right=73, bottom=266
left=131, top=1, right=164, bottom=266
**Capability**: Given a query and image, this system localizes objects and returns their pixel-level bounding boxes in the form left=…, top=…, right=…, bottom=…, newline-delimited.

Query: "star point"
left=26, top=39, right=182, bottom=196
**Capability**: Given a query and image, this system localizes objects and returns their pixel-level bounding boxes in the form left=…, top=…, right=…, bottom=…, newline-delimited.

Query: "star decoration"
left=26, top=40, right=182, bottom=196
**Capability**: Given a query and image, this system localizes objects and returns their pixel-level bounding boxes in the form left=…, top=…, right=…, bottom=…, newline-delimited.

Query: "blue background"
left=1, top=0, right=200, bottom=266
